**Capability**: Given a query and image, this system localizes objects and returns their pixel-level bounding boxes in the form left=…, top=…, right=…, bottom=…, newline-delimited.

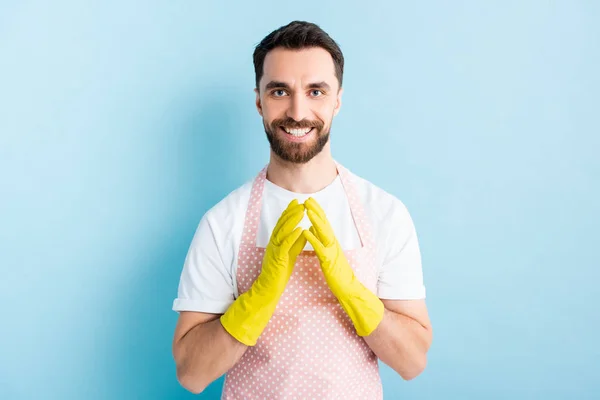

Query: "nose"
left=286, top=93, right=310, bottom=122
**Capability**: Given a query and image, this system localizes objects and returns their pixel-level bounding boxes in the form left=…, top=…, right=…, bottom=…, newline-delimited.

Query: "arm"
left=172, top=311, right=248, bottom=394
left=363, top=299, right=432, bottom=380
left=303, top=197, right=432, bottom=380
left=172, top=199, right=307, bottom=394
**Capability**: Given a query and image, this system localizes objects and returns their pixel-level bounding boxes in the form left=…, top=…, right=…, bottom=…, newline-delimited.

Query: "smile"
left=282, top=127, right=313, bottom=137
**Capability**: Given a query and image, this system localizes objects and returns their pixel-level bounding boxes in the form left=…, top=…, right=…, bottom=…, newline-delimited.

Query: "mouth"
left=278, top=126, right=315, bottom=142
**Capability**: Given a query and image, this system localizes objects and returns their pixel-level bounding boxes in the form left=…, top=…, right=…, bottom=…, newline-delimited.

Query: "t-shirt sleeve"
left=172, top=214, right=235, bottom=314
left=377, top=201, right=427, bottom=300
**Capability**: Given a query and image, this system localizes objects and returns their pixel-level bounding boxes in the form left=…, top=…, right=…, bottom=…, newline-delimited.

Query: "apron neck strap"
left=239, top=161, right=373, bottom=249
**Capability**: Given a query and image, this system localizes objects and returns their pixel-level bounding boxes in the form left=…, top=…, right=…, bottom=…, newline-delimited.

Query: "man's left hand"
left=302, top=197, right=384, bottom=336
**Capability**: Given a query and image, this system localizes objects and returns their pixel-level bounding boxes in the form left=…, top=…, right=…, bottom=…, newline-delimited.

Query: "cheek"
left=314, top=101, right=336, bottom=120
left=261, top=100, right=285, bottom=121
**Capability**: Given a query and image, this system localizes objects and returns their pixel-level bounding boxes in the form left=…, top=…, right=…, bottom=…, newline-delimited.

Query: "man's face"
left=256, top=47, right=343, bottom=164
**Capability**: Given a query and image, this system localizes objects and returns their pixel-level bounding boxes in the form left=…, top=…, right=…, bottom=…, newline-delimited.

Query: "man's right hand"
left=220, top=199, right=306, bottom=346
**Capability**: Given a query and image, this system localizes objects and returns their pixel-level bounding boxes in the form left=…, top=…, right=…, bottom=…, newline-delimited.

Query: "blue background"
left=1, top=1, right=598, bottom=399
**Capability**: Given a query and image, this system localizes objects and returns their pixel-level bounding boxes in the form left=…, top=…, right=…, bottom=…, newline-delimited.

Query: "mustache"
left=271, top=117, right=324, bottom=130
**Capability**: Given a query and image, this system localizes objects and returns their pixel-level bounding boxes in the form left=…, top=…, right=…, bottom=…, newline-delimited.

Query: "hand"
left=258, top=199, right=307, bottom=291
left=302, top=197, right=354, bottom=297
left=303, top=197, right=384, bottom=336
left=220, top=199, right=307, bottom=346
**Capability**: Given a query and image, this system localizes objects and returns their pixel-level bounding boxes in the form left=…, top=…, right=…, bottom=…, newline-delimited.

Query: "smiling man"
left=171, top=21, right=432, bottom=399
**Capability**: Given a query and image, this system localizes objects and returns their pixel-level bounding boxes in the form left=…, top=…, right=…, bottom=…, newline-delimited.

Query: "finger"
left=278, top=203, right=304, bottom=226
left=288, top=230, right=308, bottom=258
left=278, top=201, right=303, bottom=225
left=302, top=229, right=326, bottom=256
left=305, top=197, right=334, bottom=242
left=286, top=198, right=299, bottom=211
left=274, top=210, right=305, bottom=245
left=304, top=209, right=326, bottom=243
left=272, top=203, right=304, bottom=238
left=280, top=227, right=304, bottom=252
left=308, top=226, right=326, bottom=250
left=274, top=200, right=301, bottom=231
left=309, top=225, right=318, bottom=240
left=304, top=197, right=327, bottom=220
left=306, top=209, right=335, bottom=247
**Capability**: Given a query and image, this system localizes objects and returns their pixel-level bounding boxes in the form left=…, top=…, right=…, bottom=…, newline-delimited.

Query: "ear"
left=254, top=88, right=263, bottom=117
left=333, top=87, right=343, bottom=117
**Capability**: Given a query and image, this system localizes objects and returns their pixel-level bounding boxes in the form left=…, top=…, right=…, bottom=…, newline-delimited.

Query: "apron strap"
left=238, top=165, right=267, bottom=252
left=335, top=161, right=375, bottom=249
left=238, top=161, right=375, bottom=252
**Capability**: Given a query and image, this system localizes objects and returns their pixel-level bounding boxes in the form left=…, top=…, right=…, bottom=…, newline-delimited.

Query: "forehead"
left=261, top=47, right=338, bottom=89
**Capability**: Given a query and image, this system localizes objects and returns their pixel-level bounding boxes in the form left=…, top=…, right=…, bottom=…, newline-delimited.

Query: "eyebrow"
left=264, top=81, right=331, bottom=91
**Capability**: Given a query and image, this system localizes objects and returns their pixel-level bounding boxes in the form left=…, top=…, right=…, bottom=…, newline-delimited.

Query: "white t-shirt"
left=172, top=168, right=426, bottom=314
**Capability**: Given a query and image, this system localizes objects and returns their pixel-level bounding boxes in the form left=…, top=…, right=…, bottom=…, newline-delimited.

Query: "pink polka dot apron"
left=222, top=162, right=383, bottom=399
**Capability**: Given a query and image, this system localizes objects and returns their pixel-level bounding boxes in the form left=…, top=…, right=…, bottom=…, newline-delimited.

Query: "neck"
left=266, top=145, right=337, bottom=194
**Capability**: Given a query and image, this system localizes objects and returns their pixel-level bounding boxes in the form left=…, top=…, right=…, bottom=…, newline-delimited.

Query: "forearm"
left=174, top=317, right=248, bottom=394
left=364, top=308, right=432, bottom=380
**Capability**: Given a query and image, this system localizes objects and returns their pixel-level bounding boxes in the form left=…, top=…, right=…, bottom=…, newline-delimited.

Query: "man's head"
left=253, top=21, right=344, bottom=164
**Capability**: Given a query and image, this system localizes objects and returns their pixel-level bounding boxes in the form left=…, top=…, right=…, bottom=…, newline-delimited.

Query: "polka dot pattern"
left=222, top=162, right=383, bottom=399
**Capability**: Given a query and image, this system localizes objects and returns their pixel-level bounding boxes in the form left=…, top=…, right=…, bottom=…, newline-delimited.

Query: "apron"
left=222, top=162, right=383, bottom=399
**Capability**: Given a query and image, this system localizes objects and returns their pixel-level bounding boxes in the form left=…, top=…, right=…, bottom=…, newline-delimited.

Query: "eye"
left=272, top=89, right=287, bottom=97
left=310, top=90, right=324, bottom=97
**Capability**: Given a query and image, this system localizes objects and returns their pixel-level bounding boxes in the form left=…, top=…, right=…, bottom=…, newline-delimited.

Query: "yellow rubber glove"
left=303, top=197, right=384, bottom=336
left=220, top=199, right=307, bottom=346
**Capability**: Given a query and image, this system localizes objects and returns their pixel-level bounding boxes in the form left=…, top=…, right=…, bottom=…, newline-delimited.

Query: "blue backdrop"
left=1, top=1, right=598, bottom=399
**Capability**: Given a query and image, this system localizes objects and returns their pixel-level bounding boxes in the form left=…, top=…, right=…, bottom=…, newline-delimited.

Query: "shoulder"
left=186, top=179, right=253, bottom=279
left=201, top=179, right=253, bottom=239
left=199, top=181, right=252, bottom=254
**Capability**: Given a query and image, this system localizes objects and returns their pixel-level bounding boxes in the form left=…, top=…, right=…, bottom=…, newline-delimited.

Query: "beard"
left=264, top=116, right=330, bottom=164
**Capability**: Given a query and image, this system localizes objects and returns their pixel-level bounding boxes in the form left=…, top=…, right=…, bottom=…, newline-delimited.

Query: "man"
left=172, top=20, right=432, bottom=399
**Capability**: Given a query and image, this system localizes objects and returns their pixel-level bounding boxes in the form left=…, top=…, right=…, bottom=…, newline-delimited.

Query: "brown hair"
left=253, top=21, right=344, bottom=90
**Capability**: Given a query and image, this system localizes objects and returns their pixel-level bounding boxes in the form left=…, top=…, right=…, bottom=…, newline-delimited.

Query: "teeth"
left=284, top=127, right=312, bottom=137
